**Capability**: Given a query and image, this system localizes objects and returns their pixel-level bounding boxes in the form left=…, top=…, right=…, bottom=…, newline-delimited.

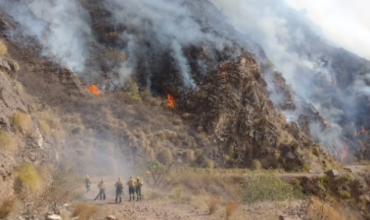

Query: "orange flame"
left=87, top=85, right=101, bottom=97
left=167, top=94, right=176, bottom=110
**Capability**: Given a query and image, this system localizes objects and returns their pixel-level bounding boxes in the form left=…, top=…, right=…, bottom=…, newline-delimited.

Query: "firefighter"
left=115, top=178, right=124, bottom=204
left=94, top=179, right=106, bottom=201
left=127, top=176, right=136, bottom=201
left=84, top=175, right=91, bottom=192
left=135, top=177, right=143, bottom=201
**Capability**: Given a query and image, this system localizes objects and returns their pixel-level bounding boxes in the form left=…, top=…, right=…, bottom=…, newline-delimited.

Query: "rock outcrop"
left=182, top=54, right=325, bottom=170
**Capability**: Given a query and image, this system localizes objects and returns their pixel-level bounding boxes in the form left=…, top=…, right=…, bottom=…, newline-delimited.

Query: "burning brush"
left=167, top=94, right=176, bottom=110
left=87, top=85, right=102, bottom=97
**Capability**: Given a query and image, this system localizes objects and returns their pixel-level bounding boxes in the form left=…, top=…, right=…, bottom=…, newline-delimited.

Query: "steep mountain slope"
left=0, top=1, right=369, bottom=219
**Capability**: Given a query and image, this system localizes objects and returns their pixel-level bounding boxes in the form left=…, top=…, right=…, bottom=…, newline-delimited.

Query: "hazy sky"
left=285, top=0, right=370, bottom=60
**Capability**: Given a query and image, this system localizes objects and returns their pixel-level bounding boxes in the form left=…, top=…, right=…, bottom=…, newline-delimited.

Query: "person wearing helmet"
left=135, top=177, right=143, bottom=201
left=127, top=176, right=136, bottom=201
left=115, top=178, right=124, bottom=203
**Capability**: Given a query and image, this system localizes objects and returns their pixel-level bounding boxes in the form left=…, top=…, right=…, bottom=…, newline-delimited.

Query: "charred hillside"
left=0, top=0, right=340, bottom=172
left=1, top=1, right=370, bottom=220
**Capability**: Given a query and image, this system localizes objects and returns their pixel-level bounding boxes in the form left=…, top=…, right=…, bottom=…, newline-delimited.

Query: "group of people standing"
left=85, top=176, right=143, bottom=203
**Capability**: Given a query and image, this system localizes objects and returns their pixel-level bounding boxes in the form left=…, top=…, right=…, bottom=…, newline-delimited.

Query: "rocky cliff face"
left=0, top=1, right=334, bottom=173
left=0, top=45, right=48, bottom=206
left=180, top=53, right=333, bottom=170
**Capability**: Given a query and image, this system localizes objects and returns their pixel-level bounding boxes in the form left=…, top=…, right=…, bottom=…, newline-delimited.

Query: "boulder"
left=279, top=215, right=302, bottom=220
left=0, top=58, right=19, bottom=73
left=46, top=214, right=62, bottom=220
left=325, top=169, right=339, bottom=178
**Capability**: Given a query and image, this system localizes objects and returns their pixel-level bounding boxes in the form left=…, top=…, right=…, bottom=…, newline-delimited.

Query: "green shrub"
left=146, top=161, right=170, bottom=187
left=16, top=164, right=43, bottom=193
left=244, top=174, right=303, bottom=203
left=157, top=148, right=173, bottom=165
left=0, top=131, right=17, bottom=154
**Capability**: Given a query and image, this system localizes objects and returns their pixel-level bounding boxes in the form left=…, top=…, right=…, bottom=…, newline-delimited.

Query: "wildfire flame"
left=87, top=85, right=101, bottom=97
left=167, top=94, right=176, bottom=110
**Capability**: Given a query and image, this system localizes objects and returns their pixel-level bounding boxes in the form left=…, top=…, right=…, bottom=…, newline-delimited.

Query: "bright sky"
left=284, top=0, right=370, bottom=60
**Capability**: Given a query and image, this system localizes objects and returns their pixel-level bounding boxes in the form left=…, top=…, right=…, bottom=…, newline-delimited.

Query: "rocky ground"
left=40, top=166, right=369, bottom=220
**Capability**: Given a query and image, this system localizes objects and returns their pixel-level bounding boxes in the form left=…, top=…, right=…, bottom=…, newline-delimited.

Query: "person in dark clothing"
left=135, top=177, right=143, bottom=201
left=127, top=176, right=136, bottom=201
left=115, top=178, right=124, bottom=203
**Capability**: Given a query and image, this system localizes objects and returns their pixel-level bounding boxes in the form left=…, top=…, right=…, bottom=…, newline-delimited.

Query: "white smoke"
left=285, top=0, right=370, bottom=61
left=211, top=0, right=369, bottom=156
left=1, top=0, right=368, bottom=157
left=103, top=0, right=226, bottom=88
left=0, top=0, right=92, bottom=73
left=171, top=41, right=196, bottom=89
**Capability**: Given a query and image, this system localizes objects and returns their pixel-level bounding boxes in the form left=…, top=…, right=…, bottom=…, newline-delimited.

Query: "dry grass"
left=127, top=81, right=142, bottom=103
left=167, top=168, right=245, bottom=203
left=103, top=48, right=127, bottom=62
left=185, top=150, right=196, bottom=162
left=38, top=119, right=51, bottom=136
left=11, top=112, right=33, bottom=135
left=225, top=202, right=239, bottom=220
left=170, top=186, right=192, bottom=204
left=16, top=164, right=43, bottom=193
left=0, top=39, right=7, bottom=57
left=72, top=204, right=99, bottom=220
left=207, top=197, right=220, bottom=215
left=157, top=148, right=174, bottom=165
left=250, top=159, right=262, bottom=170
left=306, top=197, right=356, bottom=220
left=0, top=197, right=16, bottom=219
left=0, top=130, right=17, bottom=154
left=35, top=110, right=65, bottom=139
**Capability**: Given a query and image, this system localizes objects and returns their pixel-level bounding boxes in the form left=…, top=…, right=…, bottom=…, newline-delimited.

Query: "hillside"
left=0, top=1, right=369, bottom=220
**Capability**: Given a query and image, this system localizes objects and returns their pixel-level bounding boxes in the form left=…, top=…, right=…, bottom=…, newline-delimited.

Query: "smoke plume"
left=0, top=0, right=93, bottom=73
left=212, top=0, right=370, bottom=157
left=1, top=0, right=369, bottom=158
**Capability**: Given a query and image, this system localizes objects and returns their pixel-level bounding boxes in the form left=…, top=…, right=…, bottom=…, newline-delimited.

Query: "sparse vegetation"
left=11, top=112, right=33, bottom=135
left=157, top=148, right=173, bottom=165
left=0, top=39, right=7, bottom=57
left=127, top=80, right=142, bottom=103
left=0, top=130, right=17, bottom=154
left=36, top=110, right=64, bottom=139
left=307, top=197, right=348, bottom=220
left=72, top=204, right=99, bottom=220
left=16, top=164, right=43, bottom=193
left=0, top=197, right=16, bottom=219
left=244, top=174, right=303, bottom=203
left=225, top=202, right=239, bottom=220
left=38, top=119, right=51, bottom=136
left=250, top=159, right=262, bottom=170
left=207, top=197, right=220, bottom=215
left=146, top=161, right=171, bottom=187
left=185, top=149, right=196, bottom=162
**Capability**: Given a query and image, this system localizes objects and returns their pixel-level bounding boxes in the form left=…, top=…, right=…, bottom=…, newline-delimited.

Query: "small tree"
left=146, top=161, right=172, bottom=187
